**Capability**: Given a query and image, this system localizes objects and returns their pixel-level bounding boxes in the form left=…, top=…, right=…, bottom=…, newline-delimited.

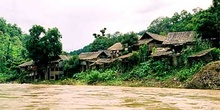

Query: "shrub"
left=128, top=60, right=152, bottom=80
left=0, top=71, right=19, bottom=83
left=63, top=55, right=80, bottom=77
left=74, top=70, right=117, bottom=85
left=128, top=51, right=140, bottom=65
left=211, top=48, right=220, bottom=61
left=151, top=58, right=172, bottom=77
left=177, top=62, right=204, bottom=82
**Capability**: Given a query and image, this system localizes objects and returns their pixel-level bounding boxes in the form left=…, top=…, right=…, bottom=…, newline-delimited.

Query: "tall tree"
left=196, top=0, right=220, bottom=47
left=0, top=18, right=24, bottom=74
left=26, top=25, right=62, bottom=79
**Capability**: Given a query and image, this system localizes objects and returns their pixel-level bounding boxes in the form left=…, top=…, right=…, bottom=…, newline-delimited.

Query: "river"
left=0, top=84, right=220, bottom=110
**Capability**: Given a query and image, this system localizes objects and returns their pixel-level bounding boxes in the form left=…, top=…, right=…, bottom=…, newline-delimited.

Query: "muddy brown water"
left=0, top=84, right=220, bottom=110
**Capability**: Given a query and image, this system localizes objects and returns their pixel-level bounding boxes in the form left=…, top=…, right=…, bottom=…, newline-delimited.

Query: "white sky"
left=0, top=0, right=212, bottom=52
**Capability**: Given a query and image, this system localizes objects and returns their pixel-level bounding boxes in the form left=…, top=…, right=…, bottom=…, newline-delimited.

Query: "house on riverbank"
left=19, top=60, right=37, bottom=80
left=134, top=32, right=166, bottom=52
left=151, top=31, right=196, bottom=66
left=163, top=31, right=196, bottom=53
left=19, top=55, right=71, bottom=80
left=79, top=50, right=111, bottom=71
left=188, top=48, right=216, bottom=64
left=107, top=42, right=124, bottom=59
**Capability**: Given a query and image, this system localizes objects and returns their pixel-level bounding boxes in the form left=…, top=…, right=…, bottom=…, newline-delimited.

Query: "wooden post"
left=172, top=54, right=178, bottom=67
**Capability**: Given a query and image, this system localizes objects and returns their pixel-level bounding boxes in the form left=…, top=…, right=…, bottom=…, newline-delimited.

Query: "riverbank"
left=26, top=61, right=220, bottom=89
left=30, top=78, right=184, bottom=89
left=0, top=74, right=211, bottom=89
left=2, top=61, right=220, bottom=89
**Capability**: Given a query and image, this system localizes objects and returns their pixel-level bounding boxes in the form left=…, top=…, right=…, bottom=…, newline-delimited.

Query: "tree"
left=93, top=28, right=107, bottom=38
left=213, top=0, right=220, bottom=7
left=100, top=27, right=106, bottom=36
left=0, top=18, right=24, bottom=72
left=195, top=1, right=220, bottom=47
left=89, top=37, right=114, bottom=51
left=147, top=17, right=171, bottom=35
left=147, top=10, right=195, bottom=35
left=63, top=55, right=80, bottom=77
left=212, top=0, right=220, bottom=47
left=121, top=32, right=138, bottom=47
left=26, top=25, right=62, bottom=79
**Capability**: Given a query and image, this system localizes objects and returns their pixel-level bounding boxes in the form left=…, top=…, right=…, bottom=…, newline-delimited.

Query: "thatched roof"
left=79, top=52, right=101, bottom=60
left=147, top=32, right=166, bottom=42
left=137, top=35, right=142, bottom=40
left=59, top=55, right=71, bottom=60
left=79, top=50, right=110, bottom=60
left=140, top=32, right=166, bottom=42
left=102, top=50, right=111, bottom=57
left=108, top=42, right=123, bottom=51
left=189, top=48, right=215, bottom=58
left=163, top=31, right=196, bottom=45
left=51, top=55, right=71, bottom=63
left=151, top=47, right=173, bottom=57
left=19, top=55, right=71, bottom=67
left=118, top=53, right=133, bottom=59
left=19, top=60, right=34, bottom=67
left=137, top=38, right=153, bottom=45
left=90, top=58, right=116, bottom=66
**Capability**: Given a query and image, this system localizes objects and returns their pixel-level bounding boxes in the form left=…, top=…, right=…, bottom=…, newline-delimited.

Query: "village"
left=2, top=1, right=220, bottom=109
left=19, top=31, right=217, bottom=81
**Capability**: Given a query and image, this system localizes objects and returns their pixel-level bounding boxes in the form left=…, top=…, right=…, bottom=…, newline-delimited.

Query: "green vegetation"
left=1, top=0, right=220, bottom=89
left=70, top=31, right=139, bottom=55
left=0, top=17, right=26, bottom=82
left=26, top=25, right=62, bottom=79
left=147, top=0, right=220, bottom=48
left=63, top=55, right=80, bottom=77
left=0, top=19, right=63, bottom=82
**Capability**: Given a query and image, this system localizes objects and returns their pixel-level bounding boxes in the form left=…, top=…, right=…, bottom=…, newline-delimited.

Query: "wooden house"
left=18, top=55, right=71, bottom=80
left=150, top=47, right=176, bottom=66
left=151, top=47, right=173, bottom=58
left=89, top=58, right=116, bottom=69
left=48, top=55, right=71, bottom=80
left=79, top=50, right=111, bottom=71
left=188, top=48, right=215, bottom=64
left=19, top=60, right=38, bottom=80
left=118, top=53, right=134, bottom=68
left=162, top=31, right=196, bottom=66
left=118, top=53, right=133, bottom=62
left=163, top=31, right=196, bottom=53
left=107, top=42, right=124, bottom=58
left=135, top=32, right=166, bottom=52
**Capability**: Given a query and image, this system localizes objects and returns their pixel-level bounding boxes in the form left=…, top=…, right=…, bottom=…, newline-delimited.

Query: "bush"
left=151, top=58, right=171, bottom=77
left=128, top=51, right=140, bottom=65
left=63, top=55, right=80, bottom=77
left=127, top=60, right=152, bottom=80
left=0, top=71, right=19, bottom=83
left=211, top=48, right=220, bottom=61
left=177, top=62, right=204, bottom=82
left=74, top=70, right=117, bottom=85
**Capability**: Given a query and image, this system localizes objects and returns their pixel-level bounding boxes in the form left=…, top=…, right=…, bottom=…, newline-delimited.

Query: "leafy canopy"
left=26, top=25, right=62, bottom=65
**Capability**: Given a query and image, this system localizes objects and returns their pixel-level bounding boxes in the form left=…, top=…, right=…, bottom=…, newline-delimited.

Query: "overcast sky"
left=0, top=0, right=212, bottom=52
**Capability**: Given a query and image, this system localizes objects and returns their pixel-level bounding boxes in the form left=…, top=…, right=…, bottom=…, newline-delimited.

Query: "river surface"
left=0, top=84, right=220, bottom=110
